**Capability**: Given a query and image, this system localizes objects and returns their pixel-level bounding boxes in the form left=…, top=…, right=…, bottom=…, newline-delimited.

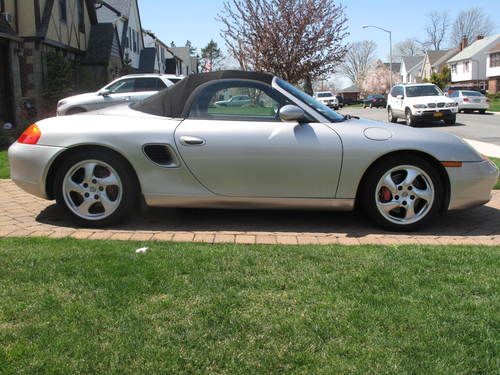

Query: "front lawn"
left=0, top=238, right=498, bottom=374
left=491, top=157, right=500, bottom=189
left=489, top=98, right=500, bottom=112
left=0, top=150, right=8, bottom=179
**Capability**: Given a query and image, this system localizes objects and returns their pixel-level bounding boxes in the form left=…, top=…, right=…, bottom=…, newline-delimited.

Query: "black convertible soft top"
left=132, top=70, right=275, bottom=118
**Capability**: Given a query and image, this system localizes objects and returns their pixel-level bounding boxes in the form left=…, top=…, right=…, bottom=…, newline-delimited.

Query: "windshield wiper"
left=343, top=114, right=360, bottom=121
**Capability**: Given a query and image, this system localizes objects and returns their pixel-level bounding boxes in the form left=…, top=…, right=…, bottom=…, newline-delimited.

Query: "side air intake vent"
left=143, top=144, right=177, bottom=167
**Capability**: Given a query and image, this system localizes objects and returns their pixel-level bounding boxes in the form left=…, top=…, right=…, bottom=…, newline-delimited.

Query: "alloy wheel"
left=375, top=165, right=435, bottom=225
left=62, top=160, right=123, bottom=220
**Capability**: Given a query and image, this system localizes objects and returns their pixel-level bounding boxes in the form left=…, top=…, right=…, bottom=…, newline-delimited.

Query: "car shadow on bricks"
left=35, top=203, right=500, bottom=238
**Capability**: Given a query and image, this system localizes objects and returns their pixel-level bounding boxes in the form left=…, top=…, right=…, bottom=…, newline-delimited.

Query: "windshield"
left=462, top=90, right=482, bottom=97
left=276, top=78, right=344, bottom=122
left=317, top=92, right=333, bottom=98
left=406, top=85, right=443, bottom=97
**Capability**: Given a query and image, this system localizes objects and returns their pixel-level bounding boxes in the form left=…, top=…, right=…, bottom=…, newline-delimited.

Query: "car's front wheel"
left=388, top=107, right=397, bottom=123
left=405, top=109, right=416, bottom=126
left=361, top=155, right=443, bottom=231
left=54, top=150, right=139, bottom=227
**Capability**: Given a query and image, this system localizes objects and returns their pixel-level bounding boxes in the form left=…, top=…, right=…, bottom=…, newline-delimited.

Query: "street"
left=338, top=107, right=500, bottom=146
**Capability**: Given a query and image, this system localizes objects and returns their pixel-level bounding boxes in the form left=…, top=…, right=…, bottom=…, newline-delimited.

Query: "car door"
left=174, top=80, right=343, bottom=198
left=391, top=86, right=404, bottom=115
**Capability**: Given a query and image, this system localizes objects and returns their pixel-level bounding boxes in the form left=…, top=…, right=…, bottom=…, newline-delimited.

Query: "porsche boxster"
left=8, top=71, right=499, bottom=230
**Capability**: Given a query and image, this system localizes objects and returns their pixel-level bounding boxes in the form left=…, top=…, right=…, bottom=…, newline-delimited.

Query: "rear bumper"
left=447, top=160, right=499, bottom=210
left=8, top=142, right=66, bottom=199
left=458, top=103, right=489, bottom=110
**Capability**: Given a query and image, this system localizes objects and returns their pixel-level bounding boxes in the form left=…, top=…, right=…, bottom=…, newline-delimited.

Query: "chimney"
left=460, top=35, right=468, bottom=51
left=476, top=34, right=484, bottom=41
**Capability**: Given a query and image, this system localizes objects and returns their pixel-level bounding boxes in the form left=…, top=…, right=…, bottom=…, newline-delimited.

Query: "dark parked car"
left=335, top=95, right=344, bottom=108
left=363, top=94, right=386, bottom=108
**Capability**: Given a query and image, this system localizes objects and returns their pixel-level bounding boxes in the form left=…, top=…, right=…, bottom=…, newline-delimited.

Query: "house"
left=383, top=62, right=402, bottom=83
left=400, top=56, right=424, bottom=84
left=420, top=49, right=459, bottom=81
left=96, top=0, right=144, bottom=71
left=169, top=46, right=199, bottom=76
left=0, top=0, right=97, bottom=127
left=140, top=30, right=176, bottom=74
left=339, top=84, right=361, bottom=103
left=486, top=42, right=500, bottom=93
left=448, top=34, right=500, bottom=91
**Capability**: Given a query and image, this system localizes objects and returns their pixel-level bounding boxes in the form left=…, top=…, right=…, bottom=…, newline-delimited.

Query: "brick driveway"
left=0, top=179, right=499, bottom=245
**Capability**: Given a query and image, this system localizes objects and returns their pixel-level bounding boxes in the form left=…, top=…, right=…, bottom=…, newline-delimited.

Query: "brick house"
left=486, top=42, right=500, bottom=94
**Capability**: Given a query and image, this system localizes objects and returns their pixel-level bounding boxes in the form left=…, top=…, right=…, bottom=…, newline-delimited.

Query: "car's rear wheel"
left=388, top=107, right=397, bottom=123
left=479, top=109, right=486, bottom=114
left=54, top=150, right=139, bottom=227
left=361, top=155, right=443, bottom=231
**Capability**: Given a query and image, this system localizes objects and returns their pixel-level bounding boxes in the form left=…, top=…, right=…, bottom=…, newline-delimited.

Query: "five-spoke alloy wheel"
left=55, top=150, right=138, bottom=227
left=361, top=155, right=443, bottom=231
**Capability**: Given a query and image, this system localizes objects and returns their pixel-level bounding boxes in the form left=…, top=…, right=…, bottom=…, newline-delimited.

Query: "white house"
left=400, top=56, right=424, bottom=84
left=448, top=34, right=500, bottom=90
left=170, top=46, right=199, bottom=76
left=96, top=0, right=144, bottom=71
left=141, top=30, right=171, bottom=74
left=486, top=41, right=500, bottom=93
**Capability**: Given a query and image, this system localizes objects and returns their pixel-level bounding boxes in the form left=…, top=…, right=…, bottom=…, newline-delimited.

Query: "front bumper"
left=447, top=160, right=499, bottom=210
left=412, top=109, right=456, bottom=120
left=8, top=142, right=66, bottom=199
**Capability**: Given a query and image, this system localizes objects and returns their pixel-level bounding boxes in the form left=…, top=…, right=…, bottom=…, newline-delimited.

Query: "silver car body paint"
left=8, top=79, right=499, bottom=212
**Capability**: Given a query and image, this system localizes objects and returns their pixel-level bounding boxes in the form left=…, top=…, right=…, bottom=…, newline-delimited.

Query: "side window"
left=134, top=78, right=165, bottom=91
left=189, top=81, right=288, bottom=121
left=449, top=91, right=459, bottom=98
left=106, top=79, right=136, bottom=94
left=390, top=86, right=398, bottom=97
left=398, top=86, right=404, bottom=97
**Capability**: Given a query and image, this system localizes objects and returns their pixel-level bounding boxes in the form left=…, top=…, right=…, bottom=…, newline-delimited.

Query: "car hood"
left=331, top=117, right=483, bottom=162
left=58, top=92, right=98, bottom=105
left=405, top=95, right=454, bottom=104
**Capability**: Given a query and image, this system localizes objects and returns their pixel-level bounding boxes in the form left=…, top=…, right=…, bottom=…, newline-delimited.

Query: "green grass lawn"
left=490, top=157, right=500, bottom=189
left=0, top=238, right=498, bottom=374
left=489, top=98, right=500, bottom=112
left=0, top=150, right=8, bottom=179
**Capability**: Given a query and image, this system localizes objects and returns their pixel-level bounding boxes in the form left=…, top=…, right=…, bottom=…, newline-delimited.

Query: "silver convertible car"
left=8, top=71, right=499, bottom=231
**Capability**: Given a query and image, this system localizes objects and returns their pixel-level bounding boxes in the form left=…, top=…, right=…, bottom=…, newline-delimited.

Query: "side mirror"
left=279, top=105, right=305, bottom=122
left=99, top=89, right=111, bottom=97
left=396, top=94, right=404, bottom=99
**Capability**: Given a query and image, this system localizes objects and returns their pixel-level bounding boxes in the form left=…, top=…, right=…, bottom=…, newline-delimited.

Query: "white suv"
left=313, top=91, right=339, bottom=109
left=57, top=74, right=184, bottom=115
left=386, top=83, right=458, bottom=126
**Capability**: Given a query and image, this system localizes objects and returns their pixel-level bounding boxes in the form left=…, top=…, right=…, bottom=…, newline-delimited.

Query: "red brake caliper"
left=379, top=187, right=392, bottom=203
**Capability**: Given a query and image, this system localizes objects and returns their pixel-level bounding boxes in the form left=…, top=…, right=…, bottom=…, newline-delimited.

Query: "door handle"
left=179, top=136, right=206, bottom=146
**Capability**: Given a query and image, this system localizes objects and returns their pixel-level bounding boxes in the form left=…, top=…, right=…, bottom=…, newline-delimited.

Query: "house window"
left=491, top=52, right=500, bottom=67
left=59, top=0, right=67, bottom=23
left=132, top=30, right=137, bottom=52
left=451, top=63, right=457, bottom=73
left=77, top=0, right=85, bottom=33
left=463, top=60, right=469, bottom=73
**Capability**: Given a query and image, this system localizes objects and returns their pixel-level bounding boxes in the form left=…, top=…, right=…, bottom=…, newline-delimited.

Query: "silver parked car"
left=9, top=71, right=499, bottom=231
left=448, top=90, right=490, bottom=113
left=56, top=74, right=183, bottom=115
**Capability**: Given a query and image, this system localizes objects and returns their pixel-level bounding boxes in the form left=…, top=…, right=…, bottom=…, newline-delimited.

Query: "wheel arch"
left=354, top=150, right=451, bottom=213
left=45, top=144, right=141, bottom=200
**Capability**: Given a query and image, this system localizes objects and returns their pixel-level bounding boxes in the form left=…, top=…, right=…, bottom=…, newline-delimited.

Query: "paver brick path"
left=1, top=180, right=499, bottom=246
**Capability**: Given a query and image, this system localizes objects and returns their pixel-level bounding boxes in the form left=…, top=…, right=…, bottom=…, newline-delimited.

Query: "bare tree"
left=218, top=0, right=349, bottom=89
left=424, top=11, right=450, bottom=50
left=450, top=7, right=494, bottom=47
left=339, top=40, right=377, bottom=85
left=393, top=38, right=423, bottom=60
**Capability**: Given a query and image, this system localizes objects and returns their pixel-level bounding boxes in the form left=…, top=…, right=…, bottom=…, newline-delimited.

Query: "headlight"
left=445, top=102, right=458, bottom=107
left=413, top=104, right=427, bottom=109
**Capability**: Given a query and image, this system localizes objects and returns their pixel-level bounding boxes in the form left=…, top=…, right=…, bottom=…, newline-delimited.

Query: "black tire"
left=360, top=155, right=444, bottom=231
left=445, top=115, right=456, bottom=125
left=405, top=108, right=416, bottom=127
left=54, top=150, right=139, bottom=227
left=479, top=109, right=486, bottom=114
left=387, top=107, right=397, bottom=123
left=369, top=103, right=373, bottom=109
left=66, top=107, right=86, bottom=115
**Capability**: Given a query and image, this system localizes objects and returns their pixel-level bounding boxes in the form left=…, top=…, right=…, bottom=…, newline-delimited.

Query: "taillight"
left=18, top=124, right=41, bottom=144
left=463, top=98, right=469, bottom=102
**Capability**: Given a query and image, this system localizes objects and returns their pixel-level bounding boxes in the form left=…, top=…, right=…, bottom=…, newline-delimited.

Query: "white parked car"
left=57, top=74, right=184, bottom=115
left=387, top=83, right=458, bottom=127
left=313, top=91, right=339, bottom=109
left=448, top=90, right=489, bottom=113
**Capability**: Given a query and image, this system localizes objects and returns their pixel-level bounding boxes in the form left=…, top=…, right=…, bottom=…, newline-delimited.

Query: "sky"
left=139, top=0, right=500, bottom=87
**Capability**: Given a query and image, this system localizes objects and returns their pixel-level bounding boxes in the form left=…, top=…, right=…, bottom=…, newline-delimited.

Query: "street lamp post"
left=362, top=25, right=393, bottom=89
